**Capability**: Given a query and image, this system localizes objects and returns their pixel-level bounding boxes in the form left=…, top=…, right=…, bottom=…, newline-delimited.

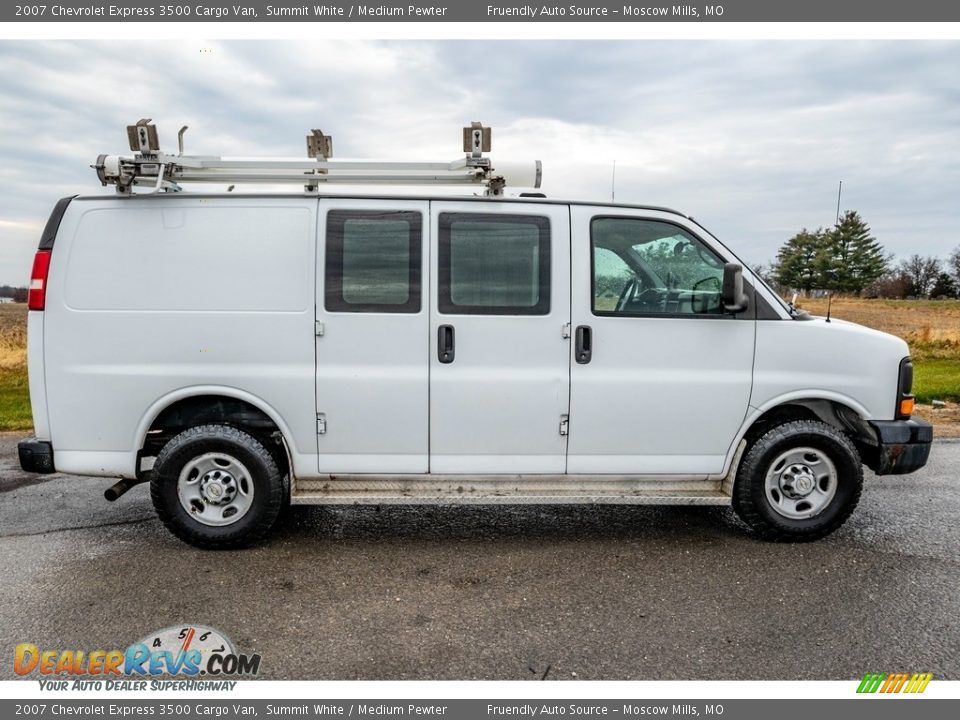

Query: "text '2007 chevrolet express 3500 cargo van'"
left=17, top=120, right=932, bottom=549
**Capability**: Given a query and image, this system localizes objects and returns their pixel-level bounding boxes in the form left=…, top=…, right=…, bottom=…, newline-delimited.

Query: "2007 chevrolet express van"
left=17, top=122, right=932, bottom=548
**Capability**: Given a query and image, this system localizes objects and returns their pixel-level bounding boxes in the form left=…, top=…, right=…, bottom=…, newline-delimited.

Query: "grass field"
left=0, top=304, right=31, bottom=431
left=0, top=299, right=958, bottom=433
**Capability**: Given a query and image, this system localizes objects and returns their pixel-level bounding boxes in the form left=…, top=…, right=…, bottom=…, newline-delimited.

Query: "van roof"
left=72, top=192, right=693, bottom=221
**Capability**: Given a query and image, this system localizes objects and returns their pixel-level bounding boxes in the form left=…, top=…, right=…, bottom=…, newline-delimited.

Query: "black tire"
left=262, top=434, right=292, bottom=512
left=151, top=424, right=284, bottom=549
left=732, top=419, right=862, bottom=542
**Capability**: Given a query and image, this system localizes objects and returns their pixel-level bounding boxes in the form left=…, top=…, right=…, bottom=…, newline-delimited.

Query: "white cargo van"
left=18, top=122, right=931, bottom=548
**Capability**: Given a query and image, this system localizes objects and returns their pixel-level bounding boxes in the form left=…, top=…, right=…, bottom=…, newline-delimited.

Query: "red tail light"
left=28, top=250, right=52, bottom=311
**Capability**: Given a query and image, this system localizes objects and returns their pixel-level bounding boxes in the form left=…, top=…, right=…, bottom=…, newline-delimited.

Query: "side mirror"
left=722, top=263, right=749, bottom=314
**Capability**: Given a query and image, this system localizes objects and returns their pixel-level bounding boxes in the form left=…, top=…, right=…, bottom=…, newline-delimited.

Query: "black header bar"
left=5, top=1, right=960, bottom=23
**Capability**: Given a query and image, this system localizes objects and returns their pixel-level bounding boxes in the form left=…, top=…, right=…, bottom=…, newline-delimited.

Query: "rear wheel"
left=151, top=424, right=284, bottom=549
left=733, top=420, right=862, bottom=542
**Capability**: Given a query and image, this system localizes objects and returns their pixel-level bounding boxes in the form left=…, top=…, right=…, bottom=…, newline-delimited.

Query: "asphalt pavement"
left=1, top=433, right=957, bottom=681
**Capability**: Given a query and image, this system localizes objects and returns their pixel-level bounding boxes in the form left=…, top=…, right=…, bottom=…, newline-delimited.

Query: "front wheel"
left=733, top=420, right=863, bottom=542
left=151, top=424, right=284, bottom=549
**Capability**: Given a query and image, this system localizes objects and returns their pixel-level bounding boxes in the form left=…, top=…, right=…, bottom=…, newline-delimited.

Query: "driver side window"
left=591, top=217, right=726, bottom=316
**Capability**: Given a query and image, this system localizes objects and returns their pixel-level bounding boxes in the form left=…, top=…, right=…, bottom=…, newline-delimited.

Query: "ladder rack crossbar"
left=170, top=157, right=472, bottom=172
left=130, top=171, right=486, bottom=186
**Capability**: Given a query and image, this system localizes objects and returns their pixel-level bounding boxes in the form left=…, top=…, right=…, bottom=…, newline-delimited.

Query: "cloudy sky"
left=0, top=40, right=958, bottom=285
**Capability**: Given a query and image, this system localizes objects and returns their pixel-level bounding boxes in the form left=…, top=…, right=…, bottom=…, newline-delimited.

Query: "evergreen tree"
left=774, top=228, right=825, bottom=293
left=930, top=272, right=958, bottom=299
left=817, top=211, right=888, bottom=295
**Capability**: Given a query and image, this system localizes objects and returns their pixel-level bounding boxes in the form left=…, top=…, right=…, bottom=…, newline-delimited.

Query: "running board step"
left=291, top=476, right=731, bottom=506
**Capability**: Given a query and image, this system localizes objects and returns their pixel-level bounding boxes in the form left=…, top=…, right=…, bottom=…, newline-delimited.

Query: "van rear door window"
left=324, top=210, right=422, bottom=313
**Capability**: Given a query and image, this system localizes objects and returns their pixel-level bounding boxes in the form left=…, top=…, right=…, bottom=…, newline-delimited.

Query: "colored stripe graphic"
left=879, top=673, right=897, bottom=693
left=857, top=672, right=932, bottom=694
left=857, top=673, right=886, bottom=693
left=907, top=673, right=933, bottom=693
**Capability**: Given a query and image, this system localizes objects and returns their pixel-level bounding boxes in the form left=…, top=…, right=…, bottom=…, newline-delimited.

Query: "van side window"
left=591, top=217, right=726, bottom=317
left=438, top=213, right=550, bottom=315
left=325, top=210, right=422, bottom=313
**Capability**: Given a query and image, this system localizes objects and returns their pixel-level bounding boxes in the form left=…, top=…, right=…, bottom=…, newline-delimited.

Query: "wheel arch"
left=723, top=392, right=876, bottom=479
left=135, top=387, right=295, bottom=477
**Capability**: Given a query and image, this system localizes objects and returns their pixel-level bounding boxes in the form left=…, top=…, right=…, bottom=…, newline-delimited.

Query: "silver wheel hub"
left=764, top=447, right=838, bottom=520
left=177, top=453, right=254, bottom=527
left=781, top=464, right=816, bottom=498
left=199, top=470, right=237, bottom=504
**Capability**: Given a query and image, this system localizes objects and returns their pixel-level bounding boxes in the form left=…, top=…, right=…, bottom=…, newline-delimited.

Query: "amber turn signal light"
left=899, top=397, right=915, bottom=418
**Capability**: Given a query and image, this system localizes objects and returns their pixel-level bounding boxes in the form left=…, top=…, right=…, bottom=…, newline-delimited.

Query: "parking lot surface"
left=1, top=434, right=958, bottom=680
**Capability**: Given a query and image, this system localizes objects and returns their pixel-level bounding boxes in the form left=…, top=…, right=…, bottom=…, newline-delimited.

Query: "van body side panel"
left=43, top=198, right=317, bottom=477
left=751, top=318, right=908, bottom=421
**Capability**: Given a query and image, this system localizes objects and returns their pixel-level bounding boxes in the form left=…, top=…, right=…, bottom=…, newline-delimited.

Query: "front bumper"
left=861, top=419, right=933, bottom=475
left=18, top=439, right=56, bottom=474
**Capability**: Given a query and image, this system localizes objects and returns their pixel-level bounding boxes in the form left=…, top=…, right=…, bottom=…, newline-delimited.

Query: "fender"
left=134, top=385, right=299, bottom=467
left=718, top=389, right=873, bottom=478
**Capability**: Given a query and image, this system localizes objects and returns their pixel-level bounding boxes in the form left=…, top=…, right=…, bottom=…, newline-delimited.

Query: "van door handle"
left=438, top=324, right=455, bottom=364
left=575, top=325, right=592, bottom=364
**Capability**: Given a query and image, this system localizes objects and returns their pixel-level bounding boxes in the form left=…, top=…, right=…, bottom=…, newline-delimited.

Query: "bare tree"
left=949, top=246, right=960, bottom=285
left=899, top=254, right=942, bottom=298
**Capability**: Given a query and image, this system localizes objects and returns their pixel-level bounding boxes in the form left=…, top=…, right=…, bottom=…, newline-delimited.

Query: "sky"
left=0, top=39, right=958, bottom=285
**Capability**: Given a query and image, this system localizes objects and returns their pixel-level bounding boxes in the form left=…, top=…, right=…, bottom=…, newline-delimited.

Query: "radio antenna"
left=827, top=180, right=842, bottom=322
left=835, top=180, right=843, bottom=224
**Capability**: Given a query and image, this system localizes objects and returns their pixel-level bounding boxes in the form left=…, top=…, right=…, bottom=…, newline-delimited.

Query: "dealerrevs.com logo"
left=14, top=625, right=260, bottom=690
left=857, top=672, right=933, bottom=694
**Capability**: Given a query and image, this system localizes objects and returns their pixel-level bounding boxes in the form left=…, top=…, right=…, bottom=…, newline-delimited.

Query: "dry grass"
left=794, top=298, right=960, bottom=366
left=0, top=304, right=27, bottom=371
left=796, top=298, right=960, bottom=349
left=0, top=304, right=30, bottom=430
